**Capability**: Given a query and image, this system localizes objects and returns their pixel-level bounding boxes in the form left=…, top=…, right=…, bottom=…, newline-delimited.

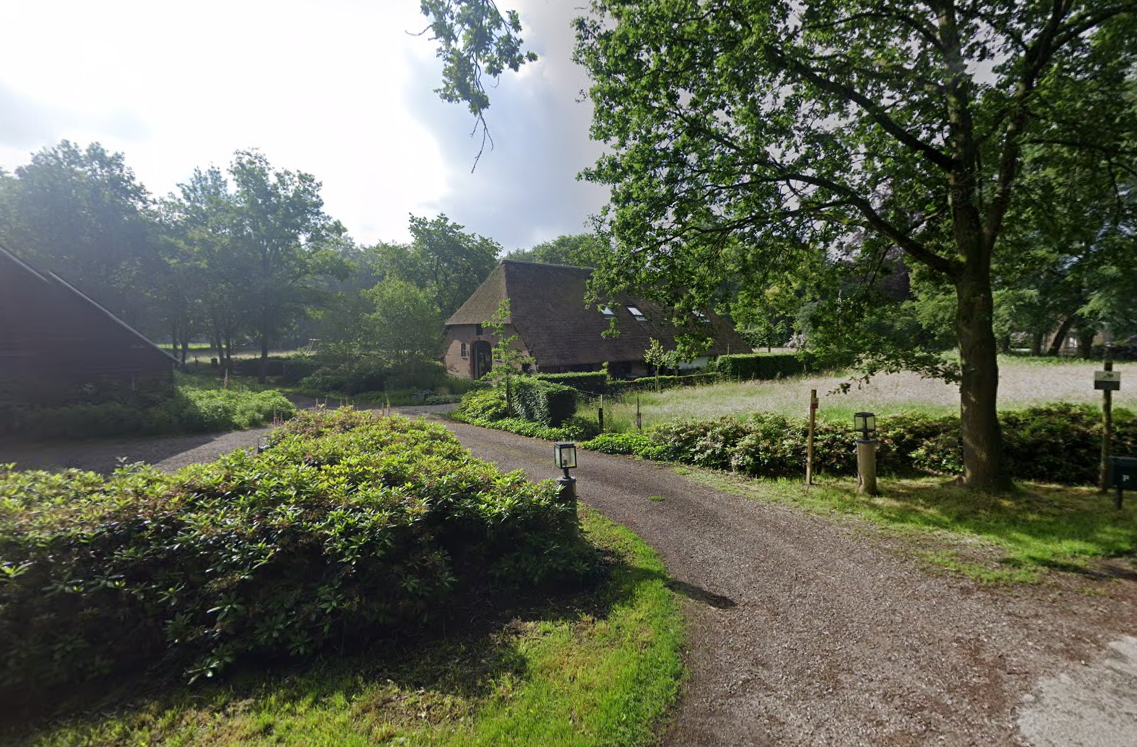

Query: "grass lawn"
left=587, top=355, right=1137, bottom=431
left=682, top=468, right=1137, bottom=585
left=6, top=507, right=683, bottom=747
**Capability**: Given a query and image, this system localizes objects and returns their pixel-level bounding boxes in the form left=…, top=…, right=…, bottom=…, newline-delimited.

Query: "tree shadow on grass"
left=2, top=548, right=668, bottom=745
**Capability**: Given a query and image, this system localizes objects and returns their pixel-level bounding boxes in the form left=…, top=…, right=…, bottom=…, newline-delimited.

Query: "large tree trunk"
left=1030, top=331, right=1044, bottom=357
left=1046, top=316, right=1075, bottom=357
left=954, top=271, right=1010, bottom=491
left=1077, top=327, right=1096, bottom=360
left=259, top=333, right=270, bottom=383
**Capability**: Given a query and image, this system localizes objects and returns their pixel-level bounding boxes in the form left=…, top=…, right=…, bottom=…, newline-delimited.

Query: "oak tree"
left=572, top=0, right=1137, bottom=489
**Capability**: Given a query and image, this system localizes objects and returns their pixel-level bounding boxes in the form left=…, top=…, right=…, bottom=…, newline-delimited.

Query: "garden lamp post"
left=853, top=412, right=879, bottom=496
left=554, top=441, right=578, bottom=505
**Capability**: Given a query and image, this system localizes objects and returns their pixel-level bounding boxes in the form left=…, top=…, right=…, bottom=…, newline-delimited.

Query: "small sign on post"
left=1095, top=370, right=1122, bottom=391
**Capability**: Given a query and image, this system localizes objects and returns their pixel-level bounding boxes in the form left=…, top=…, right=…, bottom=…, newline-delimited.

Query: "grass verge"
left=578, top=355, right=1137, bottom=432
left=681, top=470, right=1137, bottom=585
left=7, top=507, right=684, bottom=747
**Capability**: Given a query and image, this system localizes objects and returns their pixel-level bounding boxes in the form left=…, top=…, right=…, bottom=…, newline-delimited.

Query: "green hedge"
left=536, top=372, right=609, bottom=395
left=513, top=378, right=578, bottom=427
left=712, top=353, right=808, bottom=380
left=452, top=387, right=597, bottom=441
left=0, top=385, right=295, bottom=440
left=581, top=404, right=1137, bottom=486
left=0, top=409, right=592, bottom=703
left=608, top=373, right=720, bottom=395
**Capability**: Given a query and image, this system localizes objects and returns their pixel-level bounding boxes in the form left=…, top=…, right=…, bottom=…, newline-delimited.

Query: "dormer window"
left=626, top=305, right=646, bottom=321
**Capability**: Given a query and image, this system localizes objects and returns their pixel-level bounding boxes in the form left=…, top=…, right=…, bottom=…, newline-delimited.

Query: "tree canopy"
left=419, top=0, right=538, bottom=168
left=502, top=233, right=606, bottom=267
left=0, top=141, right=158, bottom=326
left=571, top=0, right=1137, bottom=489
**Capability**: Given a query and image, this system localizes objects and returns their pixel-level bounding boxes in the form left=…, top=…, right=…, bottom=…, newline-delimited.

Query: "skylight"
left=626, top=305, right=646, bottom=321
left=600, top=305, right=615, bottom=317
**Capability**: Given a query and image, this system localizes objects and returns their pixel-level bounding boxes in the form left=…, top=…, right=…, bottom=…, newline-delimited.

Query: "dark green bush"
left=1003, top=404, right=1136, bottom=484
left=453, top=387, right=509, bottom=422
left=712, top=354, right=808, bottom=380
left=513, top=378, right=578, bottom=427
left=584, top=405, right=1136, bottom=485
left=536, top=372, right=609, bottom=395
left=607, top=373, right=719, bottom=396
left=582, top=432, right=670, bottom=460
left=0, top=409, right=590, bottom=702
left=0, top=384, right=294, bottom=440
left=300, top=359, right=450, bottom=397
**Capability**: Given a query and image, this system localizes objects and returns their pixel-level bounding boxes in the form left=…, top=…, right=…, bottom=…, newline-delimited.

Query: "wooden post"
left=1100, top=352, right=1114, bottom=492
left=636, top=396, right=643, bottom=432
left=598, top=394, right=605, bottom=433
left=1100, top=352, right=1109, bottom=493
left=805, top=389, right=818, bottom=485
left=857, top=439, right=879, bottom=496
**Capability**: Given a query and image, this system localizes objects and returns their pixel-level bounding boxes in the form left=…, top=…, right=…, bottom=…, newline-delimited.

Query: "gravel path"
left=445, top=422, right=1137, bottom=747
left=3, top=413, right=1136, bottom=745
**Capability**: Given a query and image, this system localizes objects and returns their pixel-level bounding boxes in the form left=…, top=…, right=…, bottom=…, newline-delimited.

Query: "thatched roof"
left=446, top=260, right=749, bottom=368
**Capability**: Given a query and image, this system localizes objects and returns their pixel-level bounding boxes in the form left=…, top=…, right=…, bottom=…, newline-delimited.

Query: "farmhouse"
left=0, top=245, right=178, bottom=406
left=444, top=260, right=749, bottom=379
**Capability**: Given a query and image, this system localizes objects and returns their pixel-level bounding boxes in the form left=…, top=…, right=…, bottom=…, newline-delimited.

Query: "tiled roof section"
left=446, top=260, right=749, bottom=367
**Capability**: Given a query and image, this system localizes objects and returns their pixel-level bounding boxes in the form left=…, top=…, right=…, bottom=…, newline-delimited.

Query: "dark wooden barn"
left=0, top=245, right=177, bottom=406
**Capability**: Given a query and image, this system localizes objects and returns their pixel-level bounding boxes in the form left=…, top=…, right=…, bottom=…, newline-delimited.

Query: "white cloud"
left=0, top=0, right=605, bottom=249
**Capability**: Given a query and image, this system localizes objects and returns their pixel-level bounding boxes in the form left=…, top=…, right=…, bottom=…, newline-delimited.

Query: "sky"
left=0, top=0, right=608, bottom=251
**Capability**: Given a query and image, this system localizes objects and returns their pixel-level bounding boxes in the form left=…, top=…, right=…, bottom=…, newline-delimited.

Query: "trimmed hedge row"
left=582, top=403, right=1137, bottom=486
left=711, top=353, right=808, bottom=380
left=609, top=373, right=720, bottom=394
left=451, top=387, right=596, bottom=441
left=0, top=409, right=591, bottom=702
left=513, top=378, right=578, bottom=427
left=536, top=372, right=609, bottom=395
left=0, top=386, right=295, bottom=440
left=535, top=371, right=718, bottom=395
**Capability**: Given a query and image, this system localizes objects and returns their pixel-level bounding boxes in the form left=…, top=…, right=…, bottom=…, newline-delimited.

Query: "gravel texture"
left=444, top=422, right=1137, bottom=747
left=3, top=412, right=1135, bottom=745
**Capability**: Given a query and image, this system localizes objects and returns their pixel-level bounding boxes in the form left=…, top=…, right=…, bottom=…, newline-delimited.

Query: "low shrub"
left=583, top=405, right=1137, bottom=486
left=228, top=355, right=320, bottom=382
left=536, top=372, right=609, bottom=395
left=607, top=373, right=719, bottom=396
left=513, top=378, right=578, bottom=427
left=453, top=387, right=509, bottom=422
left=581, top=432, right=670, bottom=460
left=0, top=410, right=592, bottom=704
left=298, top=359, right=449, bottom=396
left=0, top=383, right=294, bottom=440
left=712, top=353, right=808, bottom=380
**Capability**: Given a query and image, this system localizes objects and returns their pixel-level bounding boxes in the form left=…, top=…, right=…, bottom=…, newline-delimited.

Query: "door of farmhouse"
left=473, top=340, right=492, bottom=379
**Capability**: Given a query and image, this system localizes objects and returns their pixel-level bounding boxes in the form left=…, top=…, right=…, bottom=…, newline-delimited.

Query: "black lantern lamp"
left=554, top=441, right=578, bottom=507
left=554, top=442, right=577, bottom=479
left=854, top=412, right=877, bottom=440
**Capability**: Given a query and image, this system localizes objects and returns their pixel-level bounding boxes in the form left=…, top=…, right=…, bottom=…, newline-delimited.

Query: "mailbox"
left=1108, top=456, right=1137, bottom=491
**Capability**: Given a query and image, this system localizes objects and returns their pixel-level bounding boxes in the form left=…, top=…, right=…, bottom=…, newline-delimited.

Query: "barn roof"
left=0, top=244, right=179, bottom=385
left=446, top=260, right=749, bottom=368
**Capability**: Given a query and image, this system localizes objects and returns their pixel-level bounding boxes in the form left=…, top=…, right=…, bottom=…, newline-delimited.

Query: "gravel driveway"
left=444, top=422, right=1137, bottom=747
left=3, top=413, right=1135, bottom=745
